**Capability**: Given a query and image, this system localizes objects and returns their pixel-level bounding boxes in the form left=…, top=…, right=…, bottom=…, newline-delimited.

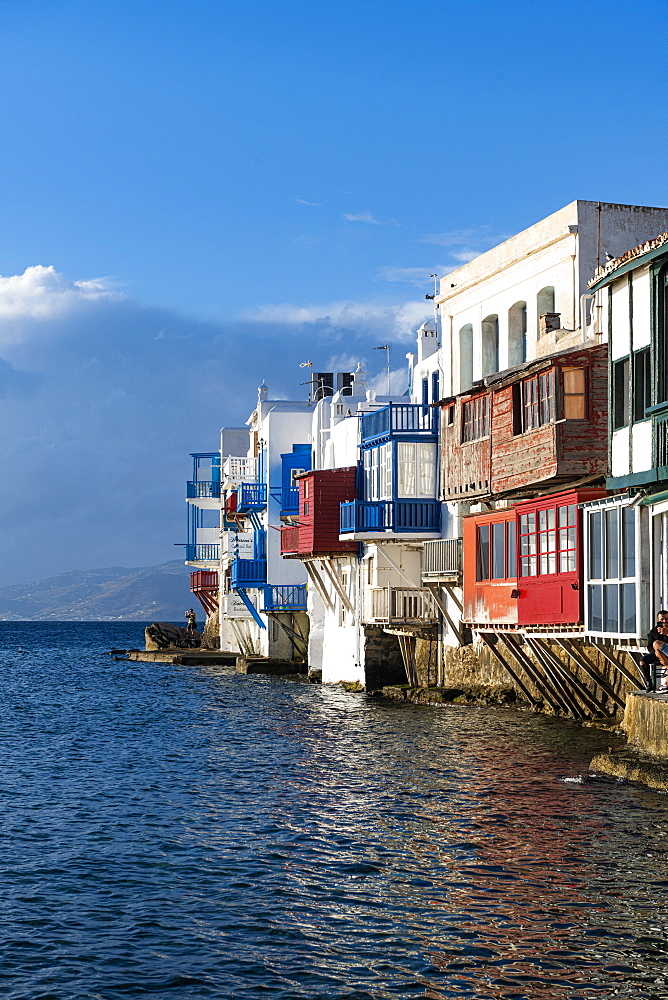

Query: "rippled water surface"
left=2, top=622, right=668, bottom=999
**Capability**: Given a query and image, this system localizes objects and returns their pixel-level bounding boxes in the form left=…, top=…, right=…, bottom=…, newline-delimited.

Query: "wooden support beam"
left=442, top=582, right=463, bottom=613
left=319, top=559, right=355, bottom=616
left=479, top=632, right=539, bottom=706
left=524, top=637, right=583, bottom=718
left=554, top=639, right=626, bottom=710
left=593, top=643, right=644, bottom=688
left=530, top=637, right=608, bottom=718
left=304, top=561, right=335, bottom=612
left=501, top=634, right=567, bottom=715
left=398, top=633, right=418, bottom=686
left=425, top=583, right=463, bottom=645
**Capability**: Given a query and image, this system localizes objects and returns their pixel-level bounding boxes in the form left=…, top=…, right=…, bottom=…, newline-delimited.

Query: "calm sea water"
left=1, top=622, right=667, bottom=999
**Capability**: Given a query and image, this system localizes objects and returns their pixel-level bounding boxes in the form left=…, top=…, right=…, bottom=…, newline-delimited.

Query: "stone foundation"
left=363, top=627, right=405, bottom=691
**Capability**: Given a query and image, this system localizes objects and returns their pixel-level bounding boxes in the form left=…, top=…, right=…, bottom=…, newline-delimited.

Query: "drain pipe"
left=580, top=293, right=595, bottom=344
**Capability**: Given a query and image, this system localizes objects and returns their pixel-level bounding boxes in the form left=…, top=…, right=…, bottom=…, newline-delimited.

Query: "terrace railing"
left=340, top=499, right=440, bottom=534
left=366, top=587, right=438, bottom=624
left=237, top=483, right=267, bottom=510
left=231, top=557, right=267, bottom=588
left=360, top=403, right=437, bottom=446
left=422, top=538, right=463, bottom=579
left=185, top=544, right=220, bottom=562
left=280, top=525, right=300, bottom=555
left=263, top=585, right=307, bottom=611
left=186, top=481, right=221, bottom=499
left=656, top=416, right=668, bottom=469
left=221, top=456, right=257, bottom=485
left=281, top=486, right=300, bottom=513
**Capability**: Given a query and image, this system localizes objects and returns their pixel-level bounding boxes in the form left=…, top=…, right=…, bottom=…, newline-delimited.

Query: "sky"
left=0, top=0, right=666, bottom=586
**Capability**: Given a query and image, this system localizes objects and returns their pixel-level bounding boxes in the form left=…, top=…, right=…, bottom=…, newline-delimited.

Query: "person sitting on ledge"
left=641, top=610, right=668, bottom=692
left=651, top=622, right=668, bottom=691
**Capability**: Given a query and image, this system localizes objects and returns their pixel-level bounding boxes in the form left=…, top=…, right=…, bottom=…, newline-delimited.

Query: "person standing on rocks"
left=185, top=609, right=197, bottom=635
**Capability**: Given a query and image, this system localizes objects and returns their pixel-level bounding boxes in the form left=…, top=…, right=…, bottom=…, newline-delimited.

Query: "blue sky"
left=0, top=0, right=666, bottom=585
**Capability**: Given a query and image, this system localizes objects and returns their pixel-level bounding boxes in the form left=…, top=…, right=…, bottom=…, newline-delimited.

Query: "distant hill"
left=0, top=561, right=197, bottom=621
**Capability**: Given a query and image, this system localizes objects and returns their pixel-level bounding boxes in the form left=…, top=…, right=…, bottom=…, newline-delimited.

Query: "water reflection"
left=0, top=624, right=667, bottom=998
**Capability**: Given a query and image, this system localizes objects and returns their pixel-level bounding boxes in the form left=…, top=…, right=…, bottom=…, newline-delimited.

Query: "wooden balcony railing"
left=263, top=585, right=307, bottom=611
left=186, top=481, right=221, bottom=499
left=280, top=525, right=300, bottom=554
left=422, top=538, right=463, bottom=579
left=340, top=499, right=440, bottom=534
left=365, top=587, right=438, bottom=624
left=360, top=403, right=437, bottom=445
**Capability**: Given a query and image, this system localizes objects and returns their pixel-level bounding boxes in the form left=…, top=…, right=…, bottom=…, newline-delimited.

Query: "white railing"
left=366, top=587, right=438, bottom=623
left=221, top=456, right=257, bottom=485
left=422, top=538, right=463, bottom=579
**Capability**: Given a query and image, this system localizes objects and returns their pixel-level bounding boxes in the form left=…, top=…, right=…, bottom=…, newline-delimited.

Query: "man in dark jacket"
left=639, top=610, right=668, bottom=691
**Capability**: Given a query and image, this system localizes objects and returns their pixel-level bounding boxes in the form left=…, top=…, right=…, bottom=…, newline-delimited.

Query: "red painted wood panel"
left=463, top=509, right=518, bottom=626
left=297, top=468, right=359, bottom=556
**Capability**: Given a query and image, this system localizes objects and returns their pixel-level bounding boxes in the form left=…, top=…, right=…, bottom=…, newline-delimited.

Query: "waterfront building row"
left=182, top=200, right=668, bottom=717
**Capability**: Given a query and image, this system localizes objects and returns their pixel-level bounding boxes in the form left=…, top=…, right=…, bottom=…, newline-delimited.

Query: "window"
left=508, top=301, right=528, bottom=366
left=563, top=367, right=587, bottom=419
left=432, top=371, right=440, bottom=403
left=446, top=405, right=454, bottom=426
left=482, top=315, right=499, bottom=375
left=476, top=519, right=516, bottom=581
left=396, top=442, right=436, bottom=498
left=421, top=377, right=429, bottom=412
left=459, top=324, right=473, bottom=391
left=517, top=370, right=555, bottom=433
left=519, top=502, right=577, bottom=579
left=587, top=503, right=636, bottom=634
left=633, top=348, right=651, bottom=422
left=290, top=468, right=306, bottom=487
left=613, top=357, right=630, bottom=429
left=537, top=286, right=555, bottom=333
left=363, top=443, right=392, bottom=501
left=462, top=395, right=489, bottom=442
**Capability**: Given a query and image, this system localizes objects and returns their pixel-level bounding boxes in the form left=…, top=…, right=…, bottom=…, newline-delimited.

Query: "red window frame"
left=518, top=500, right=578, bottom=579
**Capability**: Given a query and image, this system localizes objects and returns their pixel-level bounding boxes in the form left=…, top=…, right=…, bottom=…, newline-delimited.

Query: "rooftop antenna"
left=373, top=344, right=391, bottom=395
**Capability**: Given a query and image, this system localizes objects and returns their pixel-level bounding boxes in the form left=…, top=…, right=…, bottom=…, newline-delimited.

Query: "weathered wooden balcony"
left=422, top=538, right=463, bottom=580
left=230, top=557, right=267, bottom=589
left=364, top=587, right=438, bottom=624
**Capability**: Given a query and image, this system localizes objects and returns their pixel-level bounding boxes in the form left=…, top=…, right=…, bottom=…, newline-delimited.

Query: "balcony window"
left=476, top=521, right=516, bottom=581
left=518, top=500, right=576, bottom=578
left=462, top=395, right=489, bottom=443
left=516, top=370, right=555, bottom=433
left=363, top=443, right=392, bottom=501
left=586, top=504, right=636, bottom=634
left=397, top=442, right=436, bottom=498
left=563, top=367, right=587, bottom=419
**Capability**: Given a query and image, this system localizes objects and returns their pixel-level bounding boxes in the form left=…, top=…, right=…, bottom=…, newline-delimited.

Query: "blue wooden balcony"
left=187, top=481, right=221, bottom=499
left=237, top=483, right=267, bottom=512
left=185, top=544, right=220, bottom=562
left=263, top=584, right=307, bottom=611
left=340, top=499, right=441, bottom=534
left=231, top=557, right=267, bottom=588
left=281, top=486, right=300, bottom=514
left=360, top=403, right=437, bottom=447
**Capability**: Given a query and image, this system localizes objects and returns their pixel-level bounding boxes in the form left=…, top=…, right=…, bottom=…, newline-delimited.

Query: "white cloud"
left=0, top=265, right=117, bottom=320
left=245, top=299, right=431, bottom=341
left=295, top=197, right=321, bottom=207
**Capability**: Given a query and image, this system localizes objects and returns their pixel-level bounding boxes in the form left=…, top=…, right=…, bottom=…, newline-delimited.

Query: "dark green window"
left=633, top=348, right=651, bottom=422
left=613, top=357, right=630, bottom=429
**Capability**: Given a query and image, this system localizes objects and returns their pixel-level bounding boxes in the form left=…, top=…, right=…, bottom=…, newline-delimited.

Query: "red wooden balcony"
left=463, top=487, right=606, bottom=629
left=280, top=468, right=360, bottom=558
left=190, top=570, right=219, bottom=615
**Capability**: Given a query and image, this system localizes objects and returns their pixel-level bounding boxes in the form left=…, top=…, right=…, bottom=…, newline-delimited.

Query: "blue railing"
left=237, top=483, right=267, bottom=510
left=186, top=480, right=221, bottom=499
left=340, top=499, right=441, bottom=533
left=263, top=584, right=307, bottom=611
left=360, top=404, right=437, bottom=446
left=185, top=544, right=220, bottom=562
left=281, top=486, right=300, bottom=513
left=231, top=557, right=267, bottom=588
